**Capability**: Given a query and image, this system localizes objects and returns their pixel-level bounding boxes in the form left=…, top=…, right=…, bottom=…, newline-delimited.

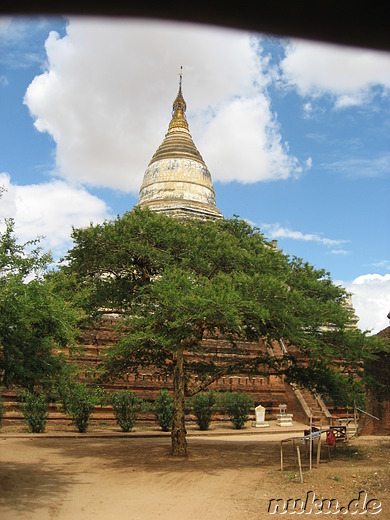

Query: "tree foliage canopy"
left=0, top=218, right=80, bottom=391
left=65, top=208, right=383, bottom=454
left=66, top=209, right=370, bottom=380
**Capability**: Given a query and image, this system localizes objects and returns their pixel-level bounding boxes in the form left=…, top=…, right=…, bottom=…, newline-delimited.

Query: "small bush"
left=20, top=391, right=49, bottom=433
left=191, top=391, right=218, bottom=430
left=152, top=389, right=174, bottom=432
left=221, top=391, right=254, bottom=429
left=60, top=383, right=98, bottom=433
left=110, top=390, right=148, bottom=432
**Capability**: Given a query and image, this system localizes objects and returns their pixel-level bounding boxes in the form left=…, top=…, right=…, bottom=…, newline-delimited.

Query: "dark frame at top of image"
left=1, top=1, right=389, bottom=53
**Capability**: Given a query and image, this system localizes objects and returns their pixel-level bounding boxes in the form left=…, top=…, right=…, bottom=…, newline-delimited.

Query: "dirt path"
left=0, top=433, right=389, bottom=519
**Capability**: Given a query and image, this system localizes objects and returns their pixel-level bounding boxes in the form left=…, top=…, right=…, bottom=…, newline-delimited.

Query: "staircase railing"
left=280, top=339, right=333, bottom=425
left=355, top=407, right=379, bottom=436
left=315, top=393, right=333, bottom=423
left=290, top=384, right=312, bottom=420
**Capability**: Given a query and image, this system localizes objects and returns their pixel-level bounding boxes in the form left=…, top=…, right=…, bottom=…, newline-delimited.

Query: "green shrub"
left=152, top=389, right=174, bottom=432
left=191, top=391, right=218, bottom=430
left=60, top=382, right=98, bottom=433
left=110, top=390, right=148, bottom=432
left=221, top=391, right=254, bottom=429
left=20, top=391, right=49, bottom=433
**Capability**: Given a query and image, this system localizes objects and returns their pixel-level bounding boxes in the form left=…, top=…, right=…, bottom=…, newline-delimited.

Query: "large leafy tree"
left=0, top=218, right=80, bottom=392
left=65, top=208, right=380, bottom=456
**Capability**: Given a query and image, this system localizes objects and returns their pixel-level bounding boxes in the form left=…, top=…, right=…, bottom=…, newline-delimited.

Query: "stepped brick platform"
left=73, top=317, right=305, bottom=421
left=2, top=316, right=306, bottom=425
left=1, top=316, right=355, bottom=428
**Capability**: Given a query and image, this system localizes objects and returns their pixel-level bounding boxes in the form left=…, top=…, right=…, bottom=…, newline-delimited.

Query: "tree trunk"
left=171, top=346, right=187, bottom=457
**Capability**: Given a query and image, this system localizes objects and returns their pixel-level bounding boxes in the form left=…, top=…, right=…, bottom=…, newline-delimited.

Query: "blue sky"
left=1, top=16, right=389, bottom=333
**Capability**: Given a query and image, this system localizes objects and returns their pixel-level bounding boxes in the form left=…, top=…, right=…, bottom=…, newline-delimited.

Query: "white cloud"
left=0, top=16, right=16, bottom=40
left=200, top=95, right=302, bottom=183
left=0, top=172, right=109, bottom=259
left=280, top=39, right=390, bottom=108
left=324, top=155, right=390, bottom=179
left=330, top=249, right=349, bottom=256
left=305, top=157, right=312, bottom=169
left=303, top=102, right=312, bottom=116
left=343, top=274, right=390, bottom=334
left=23, top=17, right=301, bottom=193
left=262, top=223, right=347, bottom=247
left=371, top=260, right=390, bottom=271
left=0, top=17, right=60, bottom=69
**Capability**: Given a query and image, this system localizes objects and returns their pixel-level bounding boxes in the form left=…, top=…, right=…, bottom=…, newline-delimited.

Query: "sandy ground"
left=0, top=424, right=389, bottom=519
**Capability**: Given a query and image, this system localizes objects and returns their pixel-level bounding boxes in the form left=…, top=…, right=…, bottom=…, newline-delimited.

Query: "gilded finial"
left=179, top=66, right=183, bottom=90
left=171, top=66, right=187, bottom=129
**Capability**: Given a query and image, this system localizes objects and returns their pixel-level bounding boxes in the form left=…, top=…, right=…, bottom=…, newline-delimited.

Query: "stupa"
left=137, top=69, right=223, bottom=220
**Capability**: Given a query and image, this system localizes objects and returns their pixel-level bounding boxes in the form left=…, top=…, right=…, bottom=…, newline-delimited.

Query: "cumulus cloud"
left=0, top=172, right=109, bottom=259
left=200, top=95, right=302, bottom=183
left=280, top=39, right=390, bottom=108
left=23, top=17, right=301, bottom=193
left=343, top=274, right=390, bottom=334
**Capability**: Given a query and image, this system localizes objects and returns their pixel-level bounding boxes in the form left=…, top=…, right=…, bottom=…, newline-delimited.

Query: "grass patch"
left=328, top=475, right=342, bottom=482
left=283, top=471, right=300, bottom=483
left=354, top=469, right=389, bottom=494
left=335, top=443, right=365, bottom=460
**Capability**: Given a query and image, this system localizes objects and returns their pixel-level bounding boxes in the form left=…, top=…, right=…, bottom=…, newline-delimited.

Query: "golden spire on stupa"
left=137, top=68, right=223, bottom=220
left=169, top=66, right=188, bottom=130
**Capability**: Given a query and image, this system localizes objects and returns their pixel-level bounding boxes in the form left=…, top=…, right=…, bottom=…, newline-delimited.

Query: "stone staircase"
left=291, top=385, right=333, bottom=426
left=291, top=388, right=368, bottom=438
left=272, top=340, right=334, bottom=427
